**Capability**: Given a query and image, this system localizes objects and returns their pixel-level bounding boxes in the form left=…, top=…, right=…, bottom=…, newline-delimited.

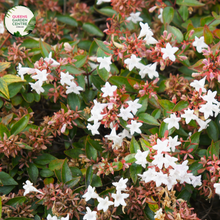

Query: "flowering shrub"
left=0, top=0, right=220, bottom=219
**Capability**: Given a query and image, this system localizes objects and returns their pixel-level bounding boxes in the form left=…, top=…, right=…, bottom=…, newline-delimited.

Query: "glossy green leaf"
left=0, top=123, right=10, bottom=140
left=74, top=55, right=88, bottom=68
left=176, top=0, right=205, bottom=6
left=86, top=136, right=97, bottom=161
left=204, top=24, right=213, bottom=44
left=67, top=93, right=81, bottom=110
left=207, top=121, right=219, bottom=142
left=0, top=171, right=18, bottom=185
left=172, top=100, right=189, bottom=112
left=159, top=121, right=175, bottom=138
left=130, top=163, right=142, bottom=184
left=0, top=78, right=9, bottom=99
left=124, top=153, right=136, bottom=163
left=11, top=114, right=30, bottom=136
left=0, top=62, right=11, bottom=72
left=91, top=174, right=102, bottom=187
left=179, top=6, right=189, bottom=21
left=34, top=153, right=56, bottom=165
left=8, top=82, right=23, bottom=98
left=189, top=161, right=203, bottom=175
left=97, top=7, right=116, bottom=17
left=86, top=166, right=93, bottom=188
left=60, top=64, right=84, bottom=75
left=130, top=136, right=140, bottom=153
left=49, top=159, right=64, bottom=171
left=138, top=113, right=160, bottom=126
left=109, top=76, right=136, bottom=92
left=94, top=38, right=113, bottom=54
left=167, top=25, right=184, bottom=43
left=66, top=176, right=81, bottom=188
left=27, top=163, right=38, bottom=184
left=40, top=168, right=54, bottom=178
left=62, top=159, right=73, bottom=183
left=22, top=93, right=35, bottom=103
left=5, top=197, right=26, bottom=207
left=39, top=39, right=50, bottom=57
left=162, top=7, right=174, bottom=25
left=57, top=14, right=78, bottom=26
left=83, top=22, right=104, bottom=37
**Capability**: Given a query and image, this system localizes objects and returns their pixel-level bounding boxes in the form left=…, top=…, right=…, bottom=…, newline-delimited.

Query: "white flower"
left=139, top=62, right=158, bottom=79
left=144, top=34, right=158, bottom=45
left=97, top=56, right=112, bottom=72
left=96, top=0, right=111, bottom=5
left=154, top=208, right=165, bottom=220
left=158, top=9, right=163, bottom=23
left=199, top=102, right=214, bottom=119
left=88, top=61, right=99, bottom=70
left=82, top=185, right=99, bottom=201
left=190, top=76, right=207, bottom=93
left=196, top=118, right=211, bottom=132
left=152, top=153, right=177, bottom=169
left=17, top=63, right=35, bottom=80
left=83, top=207, right=97, bottom=220
left=118, top=129, right=132, bottom=139
left=61, top=214, right=69, bottom=220
left=105, top=127, right=124, bottom=150
left=88, top=100, right=107, bottom=123
left=60, top=71, right=74, bottom=86
left=101, top=82, right=117, bottom=97
left=112, top=191, right=129, bottom=207
left=214, top=182, right=220, bottom=196
left=153, top=139, right=169, bottom=153
left=190, top=175, right=202, bottom=187
left=23, top=180, right=44, bottom=196
left=181, top=108, right=198, bottom=124
left=126, top=99, right=142, bottom=115
left=47, top=214, right=58, bottom=220
left=32, top=69, right=49, bottom=83
left=126, top=12, right=143, bottom=24
left=112, top=178, right=128, bottom=192
left=87, top=122, right=101, bottom=135
left=66, top=81, right=83, bottom=94
left=164, top=113, right=181, bottom=130
left=0, top=21, right=5, bottom=34
left=29, top=80, right=45, bottom=94
left=135, top=149, right=149, bottom=168
left=168, top=135, right=181, bottom=152
left=202, top=90, right=218, bottom=104
left=161, top=43, right=179, bottom=62
left=192, top=36, right=208, bottom=53
left=97, top=197, right=114, bottom=212
left=44, top=52, right=60, bottom=67
left=124, top=54, right=142, bottom=71
left=138, top=22, right=153, bottom=39
left=127, top=120, right=142, bottom=135
left=118, top=107, right=133, bottom=120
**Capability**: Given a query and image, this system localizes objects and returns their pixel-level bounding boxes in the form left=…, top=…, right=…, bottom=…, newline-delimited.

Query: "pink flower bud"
left=149, top=6, right=157, bottom=13
left=61, top=123, right=67, bottom=133
left=189, top=29, right=194, bottom=38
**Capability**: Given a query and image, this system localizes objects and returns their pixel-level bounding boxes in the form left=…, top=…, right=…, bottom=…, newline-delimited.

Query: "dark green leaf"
left=0, top=172, right=18, bottom=185
left=130, top=136, right=140, bottom=153
left=176, top=0, right=205, bottom=6
left=83, top=22, right=104, bottom=37
left=11, top=114, right=30, bottom=136
left=91, top=174, right=102, bottom=187
left=86, top=166, right=93, bottom=187
left=172, top=100, right=189, bottom=112
left=162, top=7, right=174, bottom=25
left=66, top=177, right=81, bottom=188
left=207, top=121, right=219, bottom=142
left=138, top=113, right=160, bottom=126
left=64, top=148, right=84, bottom=159
left=167, top=25, right=184, bottom=43
left=27, top=163, right=38, bottom=184
left=62, top=159, right=73, bottom=183
left=57, top=14, right=78, bottom=26
left=40, top=168, right=54, bottom=178
left=130, top=163, right=142, bottom=184
left=5, top=197, right=26, bottom=208
left=94, top=38, right=113, bottom=54
left=34, top=153, right=56, bottom=165
left=60, top=64, right=84, bottom=75
left=67, top=93, right=81, bottom=110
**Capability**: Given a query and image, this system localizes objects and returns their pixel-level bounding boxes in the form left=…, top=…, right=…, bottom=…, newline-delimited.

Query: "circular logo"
left=4, top=5, right=36, bottom=37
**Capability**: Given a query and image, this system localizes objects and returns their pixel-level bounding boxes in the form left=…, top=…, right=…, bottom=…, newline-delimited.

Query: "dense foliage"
left=0, top=0, right=220, bottom=219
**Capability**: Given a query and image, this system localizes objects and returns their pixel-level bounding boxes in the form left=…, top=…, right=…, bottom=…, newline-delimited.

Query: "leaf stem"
left=0, top=33, right=11, bottom=50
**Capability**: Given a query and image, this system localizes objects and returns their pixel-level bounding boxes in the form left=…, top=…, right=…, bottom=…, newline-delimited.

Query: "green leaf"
left=34, top=153, right=56, bottom=165
left=74, top=55, right=88, bottom=68
left=151, top=109, right=161, bottom=119
left=27, top=163, right=38, bottom=184
left=124, top=153, right=136, bottom=163
left=167, top=25, right=184, bottom=43
left=207, top=141, right=220, bottom=159
left=87, top=137, right=103, bottom=152
left=97, top=67, right=109, bottom=81
left=86, top=136, right=97, bottom=161
left=176, top=0, right=205, bottom=6
left=0, top=62, right=11, bottom=72
left=179, top=6, right=189, bottom=21
left=70, top=167, right=82, bottom=177
left=189, top=161, right=203, bottom=175
left=65, top=148, right=84, bottom=159
left=82, top=22, right=104, bottom=37
left=159, top=99, right=175, bottom=110
left=22, top=93, right=35, bottom=103
left=130, top=136, right=140, bottom=153
left=62, top=159, right=73, bottom=183
left=136, top=95, right=148, bottom=116
left=130, top=163, right=142, bottom=184
left=60, top=64, right=84, bottom=75
left=207, top=121, right=219, bottom=142
left=67, top=93, right=81, bottom=110
left=5, top=197, right=26, bottom=207
left=21, top=38, right=39, bottom=48
left=40, top=168, right=54, bottom=178
left=8, top=82, right=23, bottom=98
left=138, top=113, right=160, bottom=126
left=57, top=14, right=78, bottom=26
left=11, top=114, right=30, bottom=136
left=5, top=218, right=33, bottom=220
left=39, top=39, right=50, bottom=57
left=49, top=159, right=64, bottom=171
left=11, top=96, right=23, bottom=106
left=97, top=6, right=116, bottom=17
left=185, top=132, right=200, bottom=152
left=91, top=74, right=105, bottom=90
left=0, top=78, right=9, bottom=99
left=162, top=7, right=174, bottom=25
left=86, top=166, right=93, bottom=188
left=91, top=174, right=102, bottom=187
left=3, top=75, right=25, bottom=84
left=94, top=38, right=113, bottom=54
left=66, top=176, right=81, bottom=188
left=204, top=24, right=213, bottom=44
left=172, top=100, right=189, bottom=112
left=0, top=123, right=10, bottom=140
left=144, top=205, right=155, bottom=220
left=112, top=161, right=123, bottom=171
left=0, top=171, right=18, bottom=185
left=159, top=121, right=175, bottom=138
